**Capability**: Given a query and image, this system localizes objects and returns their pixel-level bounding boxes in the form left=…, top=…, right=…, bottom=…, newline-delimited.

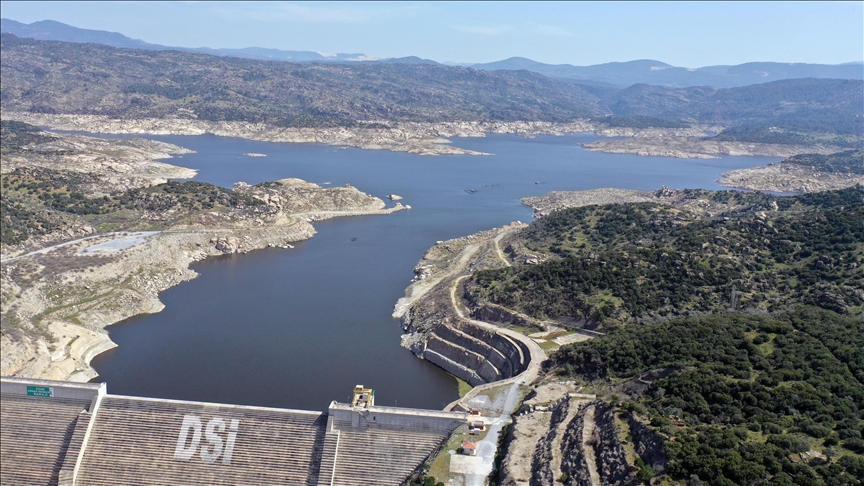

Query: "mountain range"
left=472, top=57, right=863, bottom=89
left=2, top=18, right=861, bottom=89
left=0, top=19, right=430, bottom=64
left=2, top=32, right=861, bottom=149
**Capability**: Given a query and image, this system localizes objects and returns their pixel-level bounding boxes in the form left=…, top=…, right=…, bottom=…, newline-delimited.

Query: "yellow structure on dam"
left=350, top=385, right=375, bottom=408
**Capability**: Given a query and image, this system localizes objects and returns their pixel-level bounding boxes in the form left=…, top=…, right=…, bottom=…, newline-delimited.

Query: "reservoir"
left=87, top=133, right=777, bottom=411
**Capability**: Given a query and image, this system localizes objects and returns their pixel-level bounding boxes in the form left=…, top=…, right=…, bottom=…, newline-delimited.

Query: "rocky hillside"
left=0, top=34, right=607, bottom=126
left=408, top=186, right=864, bottom=486
left=717, top=149, right=864, bottom=193
left=551, top=309, right=864, bottom=485
left=469, top=186, right=864, bottom=328
left=2, top=34, right=861, bottom=150
left=608, top=79, right=863, bottom=147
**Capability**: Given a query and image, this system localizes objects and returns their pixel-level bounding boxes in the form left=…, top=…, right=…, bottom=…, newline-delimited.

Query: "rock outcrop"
left=0, top=130, right=196, bottom=193
left=522, top=188, right=655, bottom=218
left=718, top=162, right=864, bottom=193
left=583, top=127, right=844, bottom=159
left=626, top=412, right=668, bottom=475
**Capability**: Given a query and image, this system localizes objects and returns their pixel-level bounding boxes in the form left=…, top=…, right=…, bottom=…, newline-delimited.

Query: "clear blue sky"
left=2, top=1, right=862, bottom=66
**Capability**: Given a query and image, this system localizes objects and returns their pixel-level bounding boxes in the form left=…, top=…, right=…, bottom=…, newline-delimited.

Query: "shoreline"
left=717, top=163, right=864, bottom=193
left=4, top=123, right=856, bottom=382
left=2, top=206, right=408, bottom=382
left=6, top=112, right=850, bottom=164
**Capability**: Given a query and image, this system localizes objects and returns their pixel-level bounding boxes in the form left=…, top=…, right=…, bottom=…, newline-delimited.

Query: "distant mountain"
left=4, top=33, right=860, bottom=149
left=5, top=18, right=860, bottom=86
left=375, top=56, right=440, bottom=65
left=0, top=18, right=381, bottom=63
left=608, top=78, right=863, bottom=146
left=0, top=34, right=607, bottom=125
left=472, top=57, right=864, bottom=88
left=1, top=18, right=158, bottom=49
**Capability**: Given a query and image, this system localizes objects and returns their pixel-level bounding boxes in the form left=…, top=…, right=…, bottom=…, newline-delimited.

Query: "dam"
left=0, top=377, right=467, bottom=486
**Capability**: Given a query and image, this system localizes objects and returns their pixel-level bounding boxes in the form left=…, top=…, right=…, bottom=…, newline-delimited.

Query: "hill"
left=552, top=308, right=864, bottom=485
left=0, top=34, right=608, bottom=126
left=3, top=34, right=861, bottom=144
left=400, top=186, right=863, bottom=485
left=0, top=18, right=373, bottom=63
left=608, top=79, right=863, bottom=146
left=469, top=186, right=864, bottom=325
left=473, top=56, right=864, bottom=88
left=461, top=187, right=864, bottom=484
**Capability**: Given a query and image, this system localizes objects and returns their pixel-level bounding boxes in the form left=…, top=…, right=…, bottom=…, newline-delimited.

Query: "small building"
left=351, top=385, right=375, bottom=408
left=461, top=442, right=477, bottom=456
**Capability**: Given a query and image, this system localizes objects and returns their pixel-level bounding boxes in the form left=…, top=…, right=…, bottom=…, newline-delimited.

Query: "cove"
left=86, top=132, right=778, bottom=410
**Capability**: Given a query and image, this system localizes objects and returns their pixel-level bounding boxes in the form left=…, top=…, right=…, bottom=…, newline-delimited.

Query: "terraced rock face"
left=497, top=382, right=665, bottom=486
left=395, top=223, right=542, bottom=390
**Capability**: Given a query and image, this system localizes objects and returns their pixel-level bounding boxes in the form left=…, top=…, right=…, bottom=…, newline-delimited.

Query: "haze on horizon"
left=1, top=0, right=862, bottom=67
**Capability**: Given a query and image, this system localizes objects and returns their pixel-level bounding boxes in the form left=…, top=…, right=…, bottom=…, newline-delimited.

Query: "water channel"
left=85, top=132, right=778, bottom=411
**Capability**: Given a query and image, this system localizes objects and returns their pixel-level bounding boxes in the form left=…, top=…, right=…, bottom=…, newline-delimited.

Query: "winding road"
left=432, top=226, right=546, bottom=485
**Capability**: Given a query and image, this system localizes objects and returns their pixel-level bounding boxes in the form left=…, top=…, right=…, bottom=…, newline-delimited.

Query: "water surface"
left=88, top=133, right=778, bottom=411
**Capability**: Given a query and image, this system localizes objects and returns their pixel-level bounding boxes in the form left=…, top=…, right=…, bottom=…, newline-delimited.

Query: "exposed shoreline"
left=1, top=205, right=408, bottom=382
left=0, top=126, right=412, bottom=381
left=6, top=111, right=850, bottom=165
left=5, top=113, right=598, bottom=156
left=718, top=162, right=864, bottom=193
left=3, top=119, right=856, bottom=382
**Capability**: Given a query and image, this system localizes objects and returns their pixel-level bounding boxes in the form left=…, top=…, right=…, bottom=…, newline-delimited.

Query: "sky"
left=2, top=1, right=862, bottom=67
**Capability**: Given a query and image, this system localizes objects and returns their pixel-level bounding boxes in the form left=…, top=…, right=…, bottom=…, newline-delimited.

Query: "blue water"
left=85, top=132, right=778, bottom=411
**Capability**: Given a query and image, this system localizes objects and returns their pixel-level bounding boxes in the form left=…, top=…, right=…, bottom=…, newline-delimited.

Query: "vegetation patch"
left=781, top=150, right=864, bottom=175
left=1, top=164, right=265, bottom=245
left=470, top=186, right=863, bottom=327
left=552, top=308, right=864, bottom=485
left=0, top=119, right=57, bottom=153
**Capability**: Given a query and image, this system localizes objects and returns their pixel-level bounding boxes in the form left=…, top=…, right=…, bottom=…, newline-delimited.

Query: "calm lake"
left=86, top=132, right=778, bottom=411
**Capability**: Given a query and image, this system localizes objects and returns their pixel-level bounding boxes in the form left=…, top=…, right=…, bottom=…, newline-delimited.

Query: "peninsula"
left=0, top=121, right=407, bottom=381
left=395, top=184, right=863, bottom=484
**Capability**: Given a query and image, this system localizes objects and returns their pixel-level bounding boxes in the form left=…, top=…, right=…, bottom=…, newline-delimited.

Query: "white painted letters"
left=173, top=415, right=202, bottom=460
left=173, top=415, right=240, bottom=465
left=222, top=419, right=240, bottom=465
left=200, top=418, right=225, bottom=462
